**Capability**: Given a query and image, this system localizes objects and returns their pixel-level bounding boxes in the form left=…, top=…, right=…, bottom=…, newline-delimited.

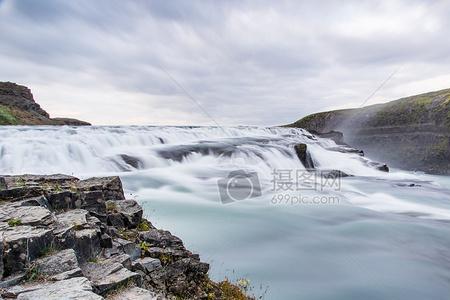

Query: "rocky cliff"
left=0, top=175, right=250, bottom=299
left=0, top=82, right=90, bottom=126
left=288, top=88, right=450, bottom=174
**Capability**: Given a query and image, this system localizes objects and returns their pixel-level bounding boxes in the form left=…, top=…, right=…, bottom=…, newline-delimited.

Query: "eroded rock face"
left=0, top=175, right=249, bottom=300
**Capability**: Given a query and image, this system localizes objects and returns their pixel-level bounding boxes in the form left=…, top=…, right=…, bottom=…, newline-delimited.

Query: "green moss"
left=8, top=218, right=22, bottom=227
left=137, top=220, right=151, bottom=231
left=0, top=105, right=18, bottom=125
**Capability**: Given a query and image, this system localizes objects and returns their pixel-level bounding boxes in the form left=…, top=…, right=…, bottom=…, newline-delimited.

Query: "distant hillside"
left=287, top=88, right=450, bottom=174
left=0, top=82, right=90, bottom=126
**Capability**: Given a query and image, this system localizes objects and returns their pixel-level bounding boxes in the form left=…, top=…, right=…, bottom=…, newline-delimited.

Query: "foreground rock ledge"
left=0, top=175, right=250, bottom=300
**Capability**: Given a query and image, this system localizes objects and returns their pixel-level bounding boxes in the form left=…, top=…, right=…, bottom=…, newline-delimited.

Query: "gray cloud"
left=1, top=0, right=450, bottom=125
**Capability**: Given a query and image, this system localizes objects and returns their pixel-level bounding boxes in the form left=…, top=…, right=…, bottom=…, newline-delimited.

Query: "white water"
left=1, top=125, right=450, bottom=299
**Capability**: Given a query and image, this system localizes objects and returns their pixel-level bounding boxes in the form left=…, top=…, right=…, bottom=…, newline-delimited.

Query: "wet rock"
left=106, top=200, right=143, bottom=229
left=326, top=146, right=364, bottom=156
left=132, top=257, right=162, bottom=274
left=111, top=287, right=162, bottom=300
left=294, top=143, right=315, bottom=169
left=312, top=130, right=345, bottom=144
left=34, top=249, right=79, bottom=277
left=119, top=154, right=143, bottom=169
left=2, top=226, right=53, bottom=275
left=376, top=164, right=390, bottom=172
left=16, top=277, right=102, bottom=300
left=321, top=170, right=353, bottom=178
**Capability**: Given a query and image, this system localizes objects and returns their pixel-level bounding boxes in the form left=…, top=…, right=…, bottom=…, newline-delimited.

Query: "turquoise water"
left=2, top=125, right=450, bottom=299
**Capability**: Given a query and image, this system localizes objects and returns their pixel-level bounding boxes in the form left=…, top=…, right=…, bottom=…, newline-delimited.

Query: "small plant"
left=39, top=245, right=57, bottom=257
left=73, top=223, right=85, bottom=231
left=218, top=279, right=248, bottom=300
left=159, top=253, right=172, bottom=265
left=106, top=201, right=118, bottom=213
left=137, top=220, right=150, bottom=232
left=139, top=241, right=150, bottom=254
left=88, top=257, right=99, bottom=263
left=26, top=263, right=40, bottom=282
left=15, top=177, right=26, bottom=187
left=8, top=218, right=22, bottom=227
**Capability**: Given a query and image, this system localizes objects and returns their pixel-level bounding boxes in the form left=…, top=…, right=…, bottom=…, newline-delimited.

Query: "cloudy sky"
left=1, top=0, right=450, bottom=125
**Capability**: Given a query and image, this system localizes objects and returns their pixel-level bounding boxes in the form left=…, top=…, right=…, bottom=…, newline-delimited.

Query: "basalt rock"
left=294, top=143, right=315, bottom=169
left=0, top=175, right=250, bottom=299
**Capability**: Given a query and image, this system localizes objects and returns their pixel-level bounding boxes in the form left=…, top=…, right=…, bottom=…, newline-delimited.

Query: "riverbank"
left=0, top=175, right=250, bottom=299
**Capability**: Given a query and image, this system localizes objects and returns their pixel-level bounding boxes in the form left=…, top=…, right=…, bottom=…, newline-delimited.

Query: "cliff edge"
left=0, top=82, right=90, bottom=126
left=287, top=88, right=450, bottom=174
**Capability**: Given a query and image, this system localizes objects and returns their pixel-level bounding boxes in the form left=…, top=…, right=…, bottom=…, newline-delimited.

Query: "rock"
left=312, top=130, right=345, bottom=144
left=50, top=267, right=83, bottom=281
left=16, top=277, right=102, bottom=300
left=326, top=146, right=364, bottom=156
left=1, top=226, right=53, bottom=275
left=106, top=200, right=143, bottom=229
left=321, top=170, right=352, bottom=178
left=139, top=229, right=184, bottom=249
left=119, top=154, right=143, bottom=169
left=34, top=249, right=79, bottom=277
left=100, top=233, right=113, bottom=248
left=294, top=143, right=315, bottom=169
left=82, top=261, right=141, bottom=295
left=0, top=273, right=27, bottom=289
left=132, top=257, right=162, bottom=274
left=56, top=209, right=89, bottom=228
left=77, top=177, right=125, bottom=201
left=0, top=242, right=3, bottom=279
left=106, top=238, right=141, bottom=260
left=74, top=228, right=101, bottom=263
left=376, top=164, right=390, bottom=172
left=0, top=204, right=54, bottom=226
left=101, top=254, right=132, bottom=270
left=111, top=287, right=162, bottom=300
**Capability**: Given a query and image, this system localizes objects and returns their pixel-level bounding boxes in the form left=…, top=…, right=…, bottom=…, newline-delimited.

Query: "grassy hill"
left=288, top=88, right=450, bottom=174
left=0, top=81, right=90, bottom=126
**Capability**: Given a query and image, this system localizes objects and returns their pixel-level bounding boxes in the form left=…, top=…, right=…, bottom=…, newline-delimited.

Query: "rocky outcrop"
left=0, top=82, right=90, bottom=126
left=288, top=88, right=450, bottom=174
left=0, top=175, right=250, bottom=299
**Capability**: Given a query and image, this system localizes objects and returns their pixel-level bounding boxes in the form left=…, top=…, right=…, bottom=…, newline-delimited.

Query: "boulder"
left=1, top=226, right=53, bottom=275
left=16, top=277, right=102, bottom=300
left=74, top=228, right=101, bottom=263
left=77, top=177, right=125, bottom=201
left=106, top=200, right=143, bottom=229
left=139, top=229, right=184, bottom=249
left=132, top=257, right=162, bottom=274
left=0, top=205, right=54, bottom=227
left=34, top=249, right=79, bottom=277
left=294, top=143, right=315, bottom=169
left=82, top=261, right=141, bottom=295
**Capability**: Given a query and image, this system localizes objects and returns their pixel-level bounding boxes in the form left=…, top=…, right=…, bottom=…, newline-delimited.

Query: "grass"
left=0, top=105, right=18, bottom=125
left=8, top=218, right=22, bottom=227
left=137, top=220, right=151, bottom=231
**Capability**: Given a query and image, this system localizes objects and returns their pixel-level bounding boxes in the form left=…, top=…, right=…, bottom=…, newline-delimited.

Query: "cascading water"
left=1, top=125, right=450, bottom=299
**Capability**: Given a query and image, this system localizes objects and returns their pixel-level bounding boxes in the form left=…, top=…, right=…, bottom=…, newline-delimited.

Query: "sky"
left=1, top=0, right=450, bottom=126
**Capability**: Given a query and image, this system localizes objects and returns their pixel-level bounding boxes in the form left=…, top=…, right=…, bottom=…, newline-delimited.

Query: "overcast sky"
left=1, top=0, right=450, bottom=125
